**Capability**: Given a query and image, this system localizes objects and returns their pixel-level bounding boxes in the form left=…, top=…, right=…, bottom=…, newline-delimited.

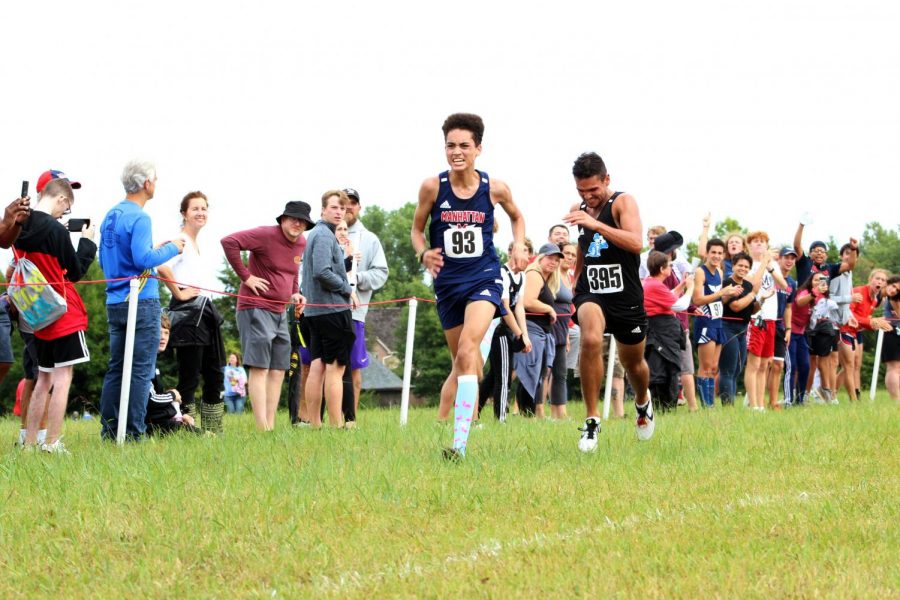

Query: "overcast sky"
left=2, top=0, right=896, bottom=287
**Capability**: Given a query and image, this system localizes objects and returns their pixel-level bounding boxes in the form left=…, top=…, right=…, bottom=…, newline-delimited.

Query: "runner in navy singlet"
left=411, top=113, right=526, bottom=457
left=562, top=152, right=655, bottom=452
left=691, top=238, right=743, bottom=407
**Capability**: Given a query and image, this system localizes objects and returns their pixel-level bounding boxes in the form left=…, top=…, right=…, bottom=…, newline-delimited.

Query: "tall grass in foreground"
left=0, top=397, right=897, bottom=598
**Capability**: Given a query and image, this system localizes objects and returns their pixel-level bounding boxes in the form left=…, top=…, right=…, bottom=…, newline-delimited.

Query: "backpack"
left=7, top=250, right=68, bottom=331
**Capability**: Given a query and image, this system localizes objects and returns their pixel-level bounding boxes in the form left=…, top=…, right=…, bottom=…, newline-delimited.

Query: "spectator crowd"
left=3, top=141, right=897, bottom=455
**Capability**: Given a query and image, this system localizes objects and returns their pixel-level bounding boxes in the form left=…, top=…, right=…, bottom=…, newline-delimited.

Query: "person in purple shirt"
left=221, top=201, right=312, bottom=431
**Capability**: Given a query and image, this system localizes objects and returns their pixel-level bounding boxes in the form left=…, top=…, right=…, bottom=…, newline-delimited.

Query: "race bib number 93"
left=443, top=226, right=483, bottom=258
left=586, top=264, right=623, bottom=294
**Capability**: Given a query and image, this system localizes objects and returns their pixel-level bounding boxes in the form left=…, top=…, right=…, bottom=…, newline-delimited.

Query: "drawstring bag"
left=7, top=252, right=68, bottom=331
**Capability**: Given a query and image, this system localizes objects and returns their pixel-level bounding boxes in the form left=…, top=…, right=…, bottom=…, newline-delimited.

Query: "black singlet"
left=575, top=192, right=643, bottom=310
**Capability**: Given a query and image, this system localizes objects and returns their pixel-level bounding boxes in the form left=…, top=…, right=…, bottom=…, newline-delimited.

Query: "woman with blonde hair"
left=514, top=244, right=562, bottom=417
left=544, top=242, right=577, bottom=418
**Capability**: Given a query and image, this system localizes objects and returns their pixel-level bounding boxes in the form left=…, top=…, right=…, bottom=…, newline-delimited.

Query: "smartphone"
left=67, top=218, right=91, bottom=232
left=21, top=181, right=28, bottom=198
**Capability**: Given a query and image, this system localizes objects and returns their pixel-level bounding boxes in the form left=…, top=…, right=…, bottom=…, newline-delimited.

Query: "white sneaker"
left=578, top=417, right=601, bottom=453
left=40, top=439, right=70, bottom=455
left=635, top=397, right=655, bottom=441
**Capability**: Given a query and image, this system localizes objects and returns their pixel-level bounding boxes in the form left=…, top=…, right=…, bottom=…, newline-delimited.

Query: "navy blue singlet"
left=428, top=170, right=500, bottom=287
left=699, top=264, right=724, bottom=322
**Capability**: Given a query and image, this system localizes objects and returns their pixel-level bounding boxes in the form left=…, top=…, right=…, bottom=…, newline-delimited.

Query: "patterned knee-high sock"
left=452, top=375, right=478, bottom=456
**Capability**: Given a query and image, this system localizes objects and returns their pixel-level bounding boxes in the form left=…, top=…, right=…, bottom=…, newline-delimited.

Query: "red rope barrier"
left=2, top=273, right=895, bottom=325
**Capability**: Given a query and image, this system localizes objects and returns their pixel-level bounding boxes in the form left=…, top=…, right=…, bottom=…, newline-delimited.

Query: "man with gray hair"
left=99, top=160, right=185, bottom=441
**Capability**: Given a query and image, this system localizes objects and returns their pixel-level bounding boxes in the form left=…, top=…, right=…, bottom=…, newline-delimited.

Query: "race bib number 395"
left=586, top=264, right=623, bottom=294
left=443, top=226, right=483, bottom=258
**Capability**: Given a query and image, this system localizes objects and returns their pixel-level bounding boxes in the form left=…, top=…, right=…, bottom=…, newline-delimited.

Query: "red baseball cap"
left=36, top=170, right=82, bottom=194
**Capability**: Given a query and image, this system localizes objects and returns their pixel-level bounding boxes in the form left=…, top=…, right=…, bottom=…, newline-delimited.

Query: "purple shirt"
left=221, top=225, right=304, bottom=313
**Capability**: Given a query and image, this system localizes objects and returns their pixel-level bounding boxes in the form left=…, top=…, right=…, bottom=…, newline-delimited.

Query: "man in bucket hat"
left=221, top=201, right=312, bottom=430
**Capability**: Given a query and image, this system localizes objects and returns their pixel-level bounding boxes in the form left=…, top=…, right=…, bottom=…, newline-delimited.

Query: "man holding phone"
left=9, top=170, right=81, bottom=447
left=1, top=186, right=33, bottom=248
left=15, top=178, right=96, bottom=453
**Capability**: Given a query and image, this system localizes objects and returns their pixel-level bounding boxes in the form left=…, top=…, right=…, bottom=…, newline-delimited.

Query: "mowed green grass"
left=0, top=397, right=897, bottom=599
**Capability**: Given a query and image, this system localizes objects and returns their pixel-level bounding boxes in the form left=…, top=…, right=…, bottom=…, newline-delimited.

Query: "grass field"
left=1, top=397, right=897, bottom=599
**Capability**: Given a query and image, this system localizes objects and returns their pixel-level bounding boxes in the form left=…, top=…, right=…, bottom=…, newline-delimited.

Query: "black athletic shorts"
left=572, top=293, right=647, bottom=346
left=882, top=329, right=900, bottom=363
left=306, top=311, right=355, bottom=366
left=773, top=329, right=787, bottom=361
left=807, top=328, right=837, bottom=358
left=36, top=330, right=90, bottom=371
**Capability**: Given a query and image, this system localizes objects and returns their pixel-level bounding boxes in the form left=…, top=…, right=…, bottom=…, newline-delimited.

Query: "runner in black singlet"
left=563, top=152, right=655, bottom=452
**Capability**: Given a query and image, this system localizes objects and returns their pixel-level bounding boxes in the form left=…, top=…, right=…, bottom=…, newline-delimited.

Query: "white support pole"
left=869, top=329, right=885, bottom=401
left=602, top=335, right=616, bottom=420
left=116, top=279, right=142, bottom=445
left=399, top=298, right=418, bottom=426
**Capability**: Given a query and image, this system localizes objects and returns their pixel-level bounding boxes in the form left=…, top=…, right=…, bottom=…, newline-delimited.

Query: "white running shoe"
left=635, top=397, right=655, bottom=441
left=40, top=439, right=70, bottom=455
left=578, top=417, right=601, bottom=453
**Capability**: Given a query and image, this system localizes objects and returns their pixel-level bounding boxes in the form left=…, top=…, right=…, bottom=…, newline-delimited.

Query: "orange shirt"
left=841, top=284, right=880, bottom=334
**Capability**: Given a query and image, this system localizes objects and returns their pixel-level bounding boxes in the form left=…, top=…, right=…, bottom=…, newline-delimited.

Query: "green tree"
left=713, top=217, right=747, bottom=240
left=363, top=202, right=450, bottom=404
left=859, top=222, right=900, bottom=283
left=686, top=216, right=747, bottom=260
left=364, top=203, right=425, bottom=304
left=213, top=254, right=244, bottom=357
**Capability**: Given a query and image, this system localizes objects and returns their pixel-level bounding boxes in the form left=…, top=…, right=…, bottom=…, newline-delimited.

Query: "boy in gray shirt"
left=301, top=190, right=356, bottom=427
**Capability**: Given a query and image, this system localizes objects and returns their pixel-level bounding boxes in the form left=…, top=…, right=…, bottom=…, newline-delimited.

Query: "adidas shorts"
left=36, top=330, right=90, bottom=372
left=435, top=277, right=504, bottom=330
left=773, top=329, right=788, bottom=361
left=692, top=317, right=727, bottom=346
left=573, top=294, right=647, bottom=346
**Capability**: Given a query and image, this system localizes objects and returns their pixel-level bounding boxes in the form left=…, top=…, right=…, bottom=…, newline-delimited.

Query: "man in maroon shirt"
left=221, top=201, right=312, bottom=430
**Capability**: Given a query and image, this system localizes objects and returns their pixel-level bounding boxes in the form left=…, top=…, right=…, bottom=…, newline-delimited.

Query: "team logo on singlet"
left=585, top=233, right=609, bottom=258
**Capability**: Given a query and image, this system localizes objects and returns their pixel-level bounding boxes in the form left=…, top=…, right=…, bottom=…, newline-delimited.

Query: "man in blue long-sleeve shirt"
left=98, top=160, right=185, bottom=440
